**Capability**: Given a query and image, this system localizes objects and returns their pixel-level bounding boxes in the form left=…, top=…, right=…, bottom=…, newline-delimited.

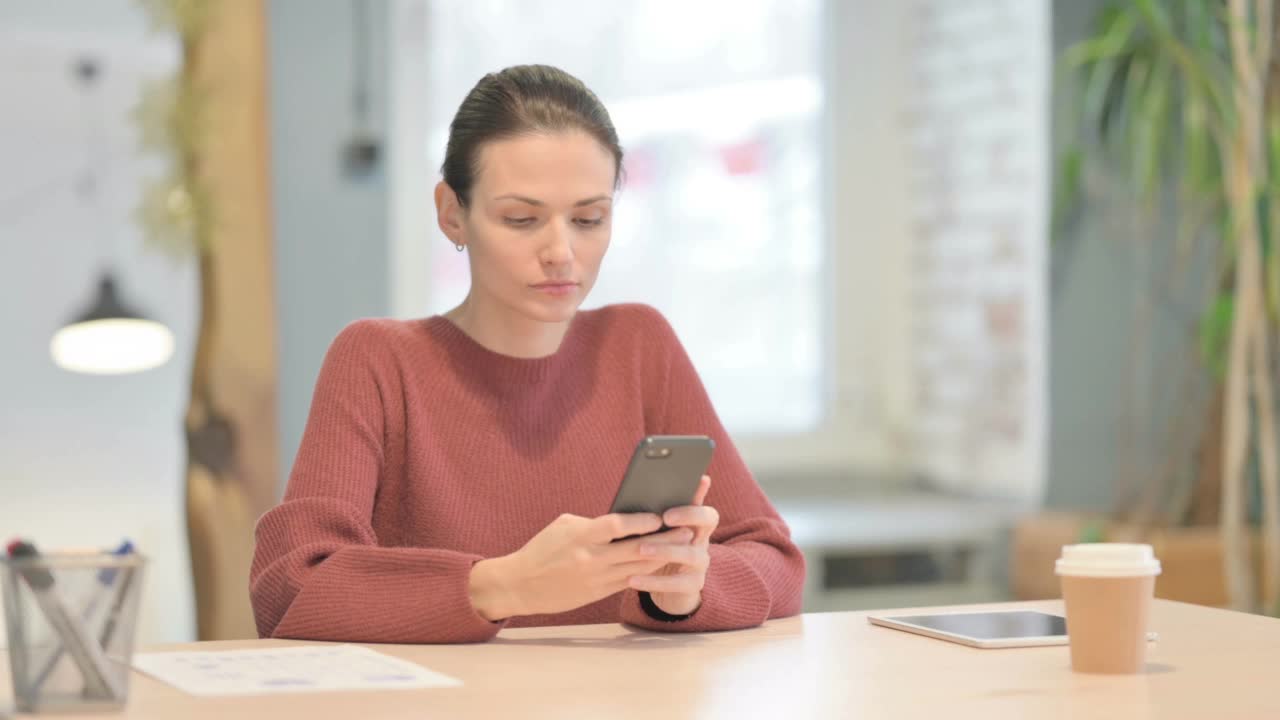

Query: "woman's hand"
left=469, top=512, right=692, bottom=621
left=626, top=475, right=718, bottom=616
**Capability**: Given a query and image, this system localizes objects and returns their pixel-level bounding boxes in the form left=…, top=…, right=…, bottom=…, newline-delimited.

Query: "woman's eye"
left=503, top=217, right=535, bottom=227
left=574, top=217, right=605, bottom=228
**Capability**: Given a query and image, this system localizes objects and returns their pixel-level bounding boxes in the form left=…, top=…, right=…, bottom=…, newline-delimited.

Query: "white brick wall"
left=902, top=0, right=1049, bottom=498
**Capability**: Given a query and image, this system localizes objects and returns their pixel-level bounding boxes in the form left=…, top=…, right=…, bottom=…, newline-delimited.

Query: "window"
left=418, top=0, right=826, bottom=435
left=387, top=0, right=1049, bottom=498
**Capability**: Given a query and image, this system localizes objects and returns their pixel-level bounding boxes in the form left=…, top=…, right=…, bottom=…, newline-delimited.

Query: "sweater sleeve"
left=618, top=307, right=807, bottom=632
left=249, top=320, right=505, bottom=644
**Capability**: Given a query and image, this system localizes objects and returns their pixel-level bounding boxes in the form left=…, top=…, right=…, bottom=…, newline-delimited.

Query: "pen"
left=29, top=540, right=134, bottom=693
left=6, top=540, right=120, bottom=700
left=98, top=540, right=137, bottom=650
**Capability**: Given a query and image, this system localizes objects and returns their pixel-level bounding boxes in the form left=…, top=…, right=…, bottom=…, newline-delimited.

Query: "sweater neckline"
left=422, top=312, right=590, bottom=382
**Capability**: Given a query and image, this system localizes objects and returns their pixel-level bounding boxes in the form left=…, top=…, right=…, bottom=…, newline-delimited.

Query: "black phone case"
left=608, top=435, right=715, bottom=522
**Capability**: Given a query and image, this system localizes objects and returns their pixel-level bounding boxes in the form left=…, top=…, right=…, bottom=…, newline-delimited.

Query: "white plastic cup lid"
left=1055, top=543, right=1161, bottom=577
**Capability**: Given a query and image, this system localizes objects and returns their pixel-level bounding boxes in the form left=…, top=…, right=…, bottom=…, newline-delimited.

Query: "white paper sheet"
left=132, top=644, right=462, bottom=696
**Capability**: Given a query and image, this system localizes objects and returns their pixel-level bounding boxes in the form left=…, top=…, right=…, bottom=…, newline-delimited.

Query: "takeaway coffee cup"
left=1055, top=543, right=1161, bottom=674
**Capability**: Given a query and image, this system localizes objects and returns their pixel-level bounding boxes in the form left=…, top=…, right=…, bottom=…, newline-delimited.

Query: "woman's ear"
left=434, top=181, right=466, bottom=244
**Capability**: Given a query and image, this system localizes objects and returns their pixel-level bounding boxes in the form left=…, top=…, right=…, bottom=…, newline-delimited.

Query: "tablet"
left=867, top=610, right=1071, bottom=649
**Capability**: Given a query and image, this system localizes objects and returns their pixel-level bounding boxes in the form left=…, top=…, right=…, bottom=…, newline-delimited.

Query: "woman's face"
left=437, top=131, right=616, bottom=324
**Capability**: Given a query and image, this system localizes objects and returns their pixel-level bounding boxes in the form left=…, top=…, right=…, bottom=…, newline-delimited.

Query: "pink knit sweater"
left=250, top=304, right=805, bottom=643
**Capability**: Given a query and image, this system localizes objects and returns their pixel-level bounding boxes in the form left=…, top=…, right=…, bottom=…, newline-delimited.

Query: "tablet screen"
left=887, top=611, right=1065, bottom=640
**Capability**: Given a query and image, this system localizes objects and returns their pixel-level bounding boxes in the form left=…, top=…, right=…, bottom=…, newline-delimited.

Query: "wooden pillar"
left=182, top=0, right=278, bottom=641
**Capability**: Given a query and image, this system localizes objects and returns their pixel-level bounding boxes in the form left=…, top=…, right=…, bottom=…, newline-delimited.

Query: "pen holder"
left=2, top=552, right=146, bottom=713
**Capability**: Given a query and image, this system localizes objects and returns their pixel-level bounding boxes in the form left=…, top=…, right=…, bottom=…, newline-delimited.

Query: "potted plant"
left=1043, top=0, right=1280, bottom=614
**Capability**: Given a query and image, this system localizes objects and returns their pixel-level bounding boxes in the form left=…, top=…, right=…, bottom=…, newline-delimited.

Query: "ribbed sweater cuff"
left=618, top=544, right=771, bottom=632
left=270, top=550, right=507, bottom=644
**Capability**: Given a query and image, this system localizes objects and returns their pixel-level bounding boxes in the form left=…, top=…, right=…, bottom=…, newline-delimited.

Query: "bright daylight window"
left=422, top=0, right=827, bottom=435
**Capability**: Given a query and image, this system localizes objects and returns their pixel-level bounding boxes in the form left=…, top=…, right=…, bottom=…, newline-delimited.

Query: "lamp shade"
left=50, top=273, right=175, bottom=374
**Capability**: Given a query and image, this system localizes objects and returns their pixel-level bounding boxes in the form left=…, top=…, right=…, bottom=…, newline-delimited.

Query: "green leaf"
left=1270, top=121, right=1280, bottom=171
left=1065, top=5, right=1138, bottom=67
left=1078, top=520, right=1108, bottom=544
left=1271, top=121, right=1280, bottom=317
left=1137, top=55, right=1174, bottom=199
left=1081, top=55, right=1120, bottom=136
left=1124, top=51, right=1155, bottom=198
left=1099, top=50, right=1137, bottom=142
left=1269, top=119, right=1280, bottom=196
left=1053, top=146, right=1085, bottom=236
left=1261, top=191, right=1273, bottom=262
left=1134, top=0, right=1173, bottom=36
left=1199, top=292, right=1234, bottom=381
left=1177, top=86, right=1228, bottom=198
left=1145, top=2, right=1233, bottom=135
left=1220, top=205, right=1239, bottom=266
left=1183, top=85, right=1211, bottom=192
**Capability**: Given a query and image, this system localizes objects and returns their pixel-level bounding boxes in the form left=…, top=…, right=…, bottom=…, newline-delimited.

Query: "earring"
left=455, top=243, right=465, bottom=252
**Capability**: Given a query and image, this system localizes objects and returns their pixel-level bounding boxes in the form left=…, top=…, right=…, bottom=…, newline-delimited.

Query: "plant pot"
left=1011, top=513, right=1263, bottom=608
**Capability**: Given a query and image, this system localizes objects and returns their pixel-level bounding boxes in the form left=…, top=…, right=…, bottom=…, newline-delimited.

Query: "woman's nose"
left=539, top=219, right=574, bottom=265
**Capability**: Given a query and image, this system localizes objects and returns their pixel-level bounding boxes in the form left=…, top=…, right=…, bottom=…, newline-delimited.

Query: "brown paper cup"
left=1056, top=543, right=1160, bottom=675
left=1060, top=574, right=1155, bottom=673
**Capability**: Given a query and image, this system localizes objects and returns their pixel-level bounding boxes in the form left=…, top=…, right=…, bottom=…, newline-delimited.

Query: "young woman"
left=250, top=65, right=805, bottom=643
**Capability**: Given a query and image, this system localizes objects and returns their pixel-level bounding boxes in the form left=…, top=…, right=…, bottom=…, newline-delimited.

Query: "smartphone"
left=608, top=435, right=715, bottom=530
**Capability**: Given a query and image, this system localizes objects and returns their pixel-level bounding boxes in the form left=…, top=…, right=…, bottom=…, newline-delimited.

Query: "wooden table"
left=5, top=600, right=1279, bottom=719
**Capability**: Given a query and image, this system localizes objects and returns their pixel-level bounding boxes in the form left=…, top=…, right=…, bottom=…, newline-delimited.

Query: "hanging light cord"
left=351, top=0, right=370, bottom=135
left=0, top=56, right=117, bottom=260
left=77, top=57, right=116, bottom=271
